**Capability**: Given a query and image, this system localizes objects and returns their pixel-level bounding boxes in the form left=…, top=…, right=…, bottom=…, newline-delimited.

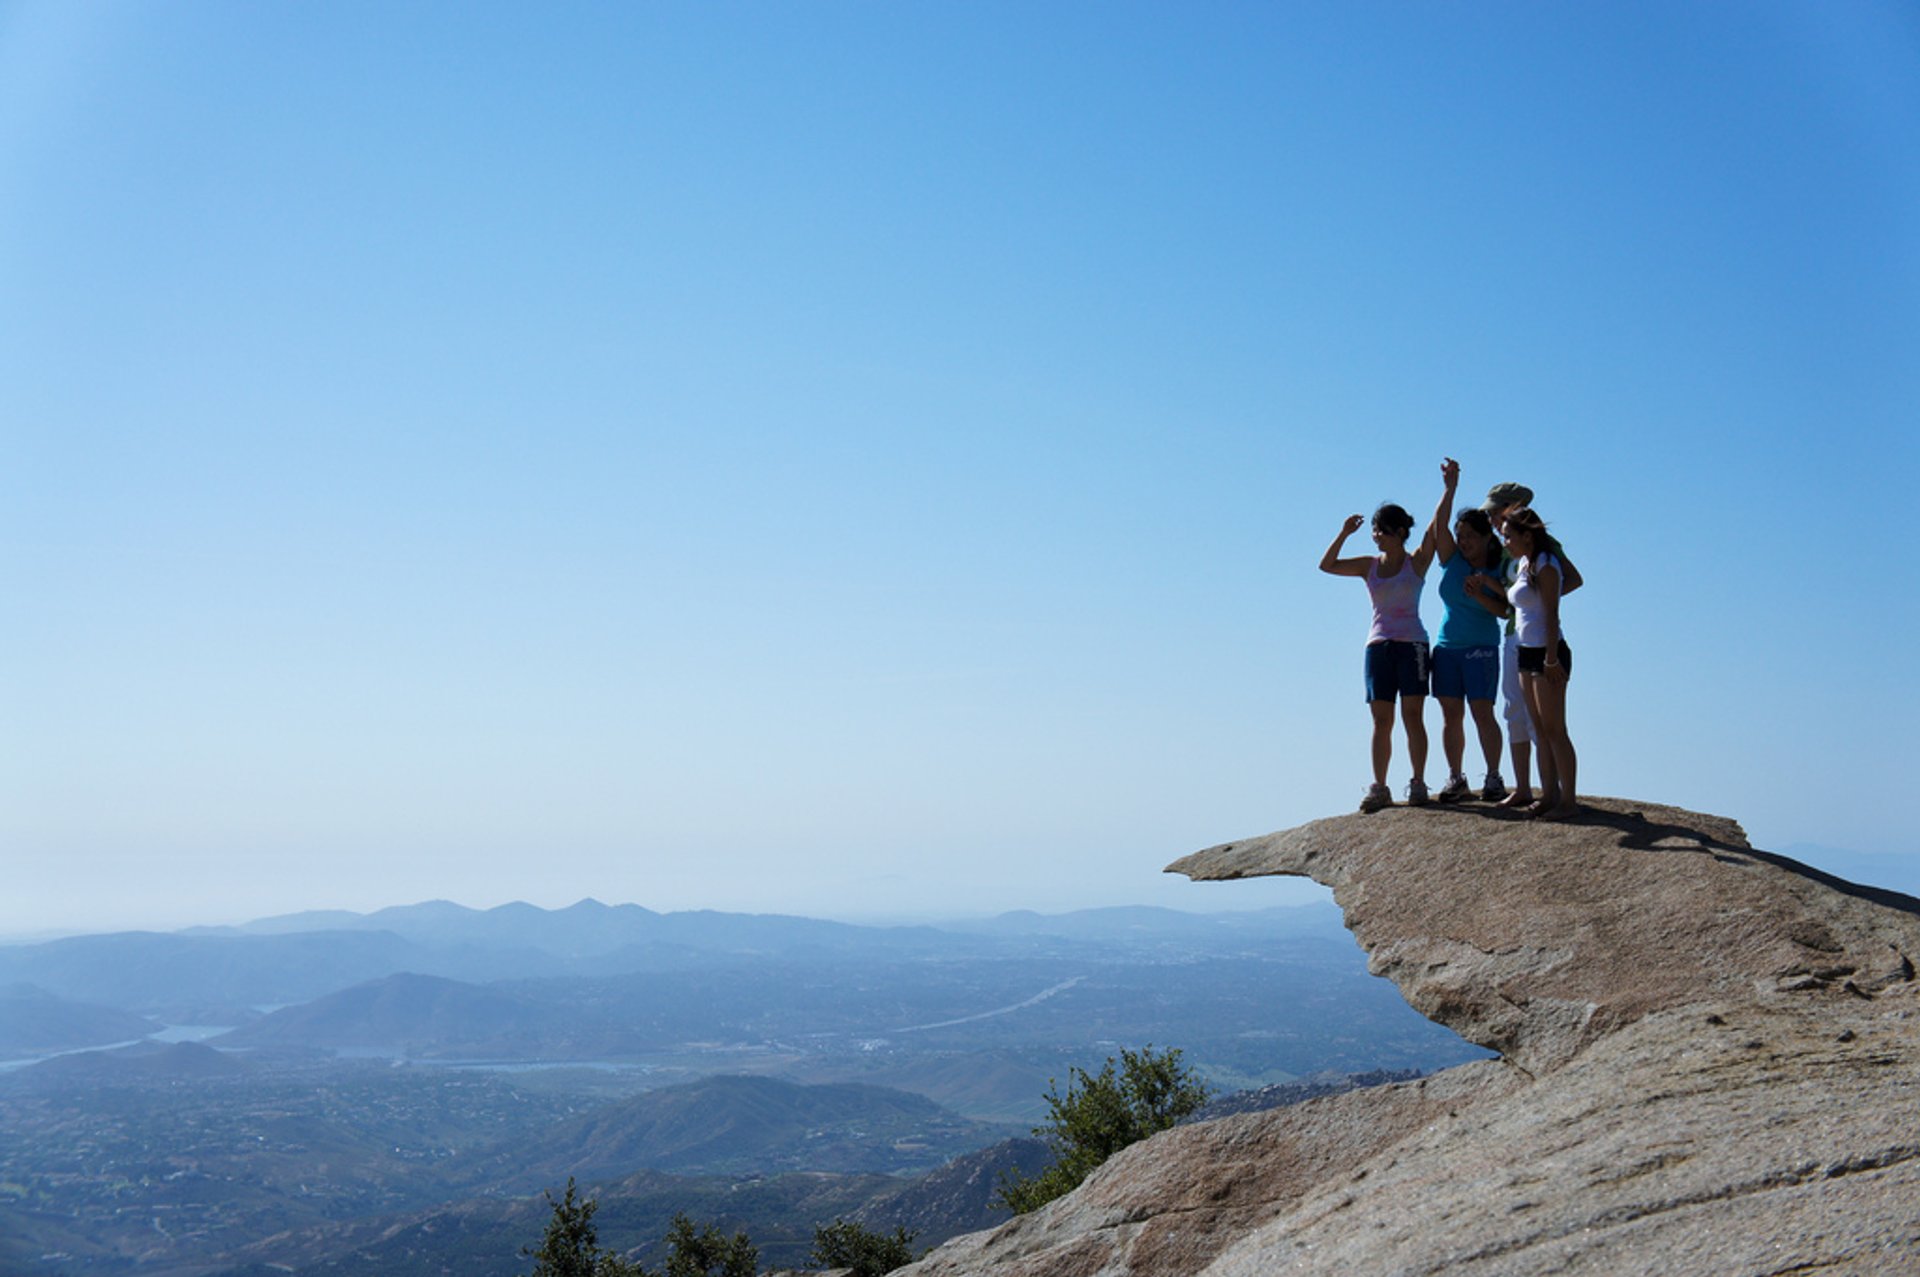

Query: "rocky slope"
left=898, top=798, right=1920, bottom=1275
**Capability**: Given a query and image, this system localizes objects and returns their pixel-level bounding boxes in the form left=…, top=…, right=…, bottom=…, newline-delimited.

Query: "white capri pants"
left=1502, top=632, right=1534, bottom=746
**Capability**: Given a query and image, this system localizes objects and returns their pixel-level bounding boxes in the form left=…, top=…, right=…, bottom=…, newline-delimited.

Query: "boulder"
left=897, top=799, right=1920, bottom=1276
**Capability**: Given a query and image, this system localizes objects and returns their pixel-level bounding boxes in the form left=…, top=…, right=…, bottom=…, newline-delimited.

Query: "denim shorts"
left=1364, top=640, right=1430, bottom=703
left=1432, top=644, right=1499, bottom=701
left=1517, top=640, right=1573, bottom=679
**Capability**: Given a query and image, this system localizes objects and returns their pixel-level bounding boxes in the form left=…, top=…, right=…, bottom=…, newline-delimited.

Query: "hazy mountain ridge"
left=214, top=971, right=574, bottom=1051
left=194, top=946, right=1458, bottom=1089
left=0, top=983, right=160, bottom=1055
left=14, top=1038, right=253, bottom=1085
left=0, top=928, right=446, bottom=1016
left=449, top=1073, right=1020, bottom=1189
left=0, top=900, right=1349, bottom=1026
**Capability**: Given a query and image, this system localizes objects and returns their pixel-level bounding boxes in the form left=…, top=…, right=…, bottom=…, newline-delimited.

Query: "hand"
left=1545, top=659, right=1568, bottom=684
left=1464, top=576, right=1505, bottom=611
left=1441, top=457, right=1459, bottom=489
left=1341, top=514, right=1365, bottom=537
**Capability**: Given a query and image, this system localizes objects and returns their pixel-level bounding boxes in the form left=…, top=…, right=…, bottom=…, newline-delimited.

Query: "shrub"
left=525, top=1187, right=753, bottom=1277
left=995, top=1044, right=1210, bottom=1214
left=524, top=1178, right=640, bottom=1277
left=657, top=1213, right=757, bottom=1277
left=810, top=1218, right=920, bottom=1276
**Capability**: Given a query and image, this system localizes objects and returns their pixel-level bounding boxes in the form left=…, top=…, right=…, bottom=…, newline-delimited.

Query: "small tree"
left=659, top=1212, right=757, bottom=1277
left=525, top=1179, right=641, bottom=1277
left=526, top=1188, right=756, bottom=1277
left=810, top=1218, right=919, bottom=1276
left=996, top=1044, right=1210, bottom=1214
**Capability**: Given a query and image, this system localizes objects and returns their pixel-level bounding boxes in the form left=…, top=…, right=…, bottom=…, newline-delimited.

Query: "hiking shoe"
left=1359, top=783, right=1393, bottom=813
left=1406, top=778, right=1431, bottom=806
left=1481, top=773, right=1509, bottom=803
left=1436, top=774, right=1471, bottom=804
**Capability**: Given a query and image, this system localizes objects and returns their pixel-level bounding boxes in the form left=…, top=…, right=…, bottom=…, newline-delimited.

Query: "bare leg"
left=1528, top=676, right=1578, bottom=819
left=1439, top=696, right=1467, bottom=778
left=1469, top=698, right=1504, bottom=777
left=1370, top=699, right=1395, bottom=785
left=1501, top=741, right=1534, bottom=806
left=1520, top=673, right=1561, bottom=815
left=1401, top=695, right=1429, bottom=785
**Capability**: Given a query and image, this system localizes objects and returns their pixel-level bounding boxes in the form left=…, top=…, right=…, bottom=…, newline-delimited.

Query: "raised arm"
left=1319, top=514, right=1372, bottom=577
left=1425, top=457, right=1460, bottom=570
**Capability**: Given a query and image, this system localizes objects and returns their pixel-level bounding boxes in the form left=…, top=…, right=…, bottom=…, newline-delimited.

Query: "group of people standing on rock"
left=1319, top=459, right=1581, bottom=819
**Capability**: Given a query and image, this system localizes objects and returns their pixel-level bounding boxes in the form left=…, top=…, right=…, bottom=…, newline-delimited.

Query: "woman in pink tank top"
left=1320, top=496, right=1439, bottom=812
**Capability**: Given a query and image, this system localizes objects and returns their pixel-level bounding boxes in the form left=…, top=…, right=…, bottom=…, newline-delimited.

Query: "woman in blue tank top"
left=1426, top=458, right=1508, bottom=803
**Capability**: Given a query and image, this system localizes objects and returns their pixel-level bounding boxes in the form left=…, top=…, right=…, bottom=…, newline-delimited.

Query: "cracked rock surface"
left=897, top=798, right=1920, bottom=1276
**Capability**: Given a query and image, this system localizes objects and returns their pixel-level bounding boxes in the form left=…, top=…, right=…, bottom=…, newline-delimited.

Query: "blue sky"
left=3, top=2, right=1917, bottom=935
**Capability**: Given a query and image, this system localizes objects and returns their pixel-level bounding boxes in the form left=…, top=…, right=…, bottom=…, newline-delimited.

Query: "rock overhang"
left=899, top=799, right=1920, bottom=1276
left=1167, top=797, right=1920, bottom=1074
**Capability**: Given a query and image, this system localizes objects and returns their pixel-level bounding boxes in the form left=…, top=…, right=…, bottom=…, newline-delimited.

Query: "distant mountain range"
left=0, top=899, right=1349, bottom=1023
left=12, top=1037, right=252, bottom=1085
left=0, top=927, right=440, bottom=1016
left=215, top=971, right=582, bottom=1054
left=191, top=896, right=948, bottom=962
left=205, top=896, right=1355, bottom=958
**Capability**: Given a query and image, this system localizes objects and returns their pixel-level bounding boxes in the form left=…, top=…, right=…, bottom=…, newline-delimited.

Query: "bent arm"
left=1463, top=573, right=1511, bottom=617
left=1560, top=552, right=1584, bottom=595
left=1538, top=563, right=1563, bottom=653
left=1411, top=533, right=1437, bottom=577
left=1320, top=518, right=1371, bottom=577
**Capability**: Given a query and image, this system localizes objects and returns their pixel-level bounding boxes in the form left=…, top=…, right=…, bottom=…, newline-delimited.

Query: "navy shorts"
left=1517, top=640, right=1573, bottom=679
left=1432, top=644, right=1499, bottom=701
left=1364, top=640, right=1430, bottom=703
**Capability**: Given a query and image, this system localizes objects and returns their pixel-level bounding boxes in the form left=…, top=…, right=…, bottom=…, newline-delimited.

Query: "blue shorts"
left=1364, top=640, right=1430, bottom=703
left=1432, top=644, right=1499, bottom=702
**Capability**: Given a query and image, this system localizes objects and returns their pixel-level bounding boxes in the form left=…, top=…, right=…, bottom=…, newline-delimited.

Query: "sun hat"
left=1483, top=481, right=1533, bottom=513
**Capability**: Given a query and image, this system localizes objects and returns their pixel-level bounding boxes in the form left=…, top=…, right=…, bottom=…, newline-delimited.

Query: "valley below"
left=0, top=900, right=1485, bottom=1275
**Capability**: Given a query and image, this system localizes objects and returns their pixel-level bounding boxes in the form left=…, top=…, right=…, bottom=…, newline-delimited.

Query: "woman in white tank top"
left=1498, top=508, right=1578, bottom=820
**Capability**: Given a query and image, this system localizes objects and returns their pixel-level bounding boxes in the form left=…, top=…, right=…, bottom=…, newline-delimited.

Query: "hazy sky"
left=4, top=2, right=1917, bottom=936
